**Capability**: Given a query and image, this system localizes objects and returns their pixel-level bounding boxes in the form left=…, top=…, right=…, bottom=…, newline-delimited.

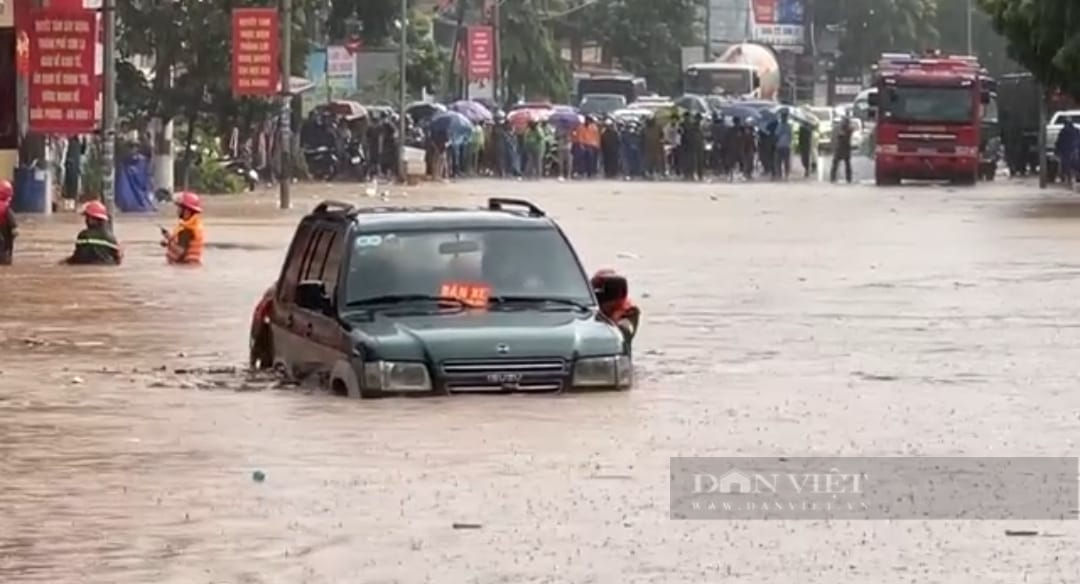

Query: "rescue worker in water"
left=160, top=191, right=204, bottom=265
left=591, top=269, right=641, bottom=344
left=0, top=180, right=17, bottom=265
left=61, top=201, right=122, bottom=265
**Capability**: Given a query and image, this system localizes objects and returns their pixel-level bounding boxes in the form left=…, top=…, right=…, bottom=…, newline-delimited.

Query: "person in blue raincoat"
left=1055, top=117, right=1079, bottom=187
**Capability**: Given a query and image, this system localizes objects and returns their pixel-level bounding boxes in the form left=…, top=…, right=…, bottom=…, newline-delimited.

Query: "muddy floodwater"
left=1, top=179, right=1078, bottom=583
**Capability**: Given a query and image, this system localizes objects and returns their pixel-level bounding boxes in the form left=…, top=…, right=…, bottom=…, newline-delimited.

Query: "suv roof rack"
left=312, top=200, right=358, bottom=215
left=487, top=197, right=546, bottom=217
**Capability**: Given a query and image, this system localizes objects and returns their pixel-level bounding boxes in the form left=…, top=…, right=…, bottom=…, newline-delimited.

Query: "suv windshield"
left=343, top=227, right=594, bottom=307
left=883, top=86, right=974, bottom=123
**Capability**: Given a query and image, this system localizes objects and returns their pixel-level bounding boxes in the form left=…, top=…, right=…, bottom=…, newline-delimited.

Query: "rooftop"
left=309, top=198, right=555, bottom=232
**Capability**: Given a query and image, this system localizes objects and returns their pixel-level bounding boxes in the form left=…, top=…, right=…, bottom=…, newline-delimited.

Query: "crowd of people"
left=422, top=107, right=859, bottom=184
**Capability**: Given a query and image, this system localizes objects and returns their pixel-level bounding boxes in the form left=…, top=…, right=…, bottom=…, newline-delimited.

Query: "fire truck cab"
left=869, top=52, right=994, bottom=186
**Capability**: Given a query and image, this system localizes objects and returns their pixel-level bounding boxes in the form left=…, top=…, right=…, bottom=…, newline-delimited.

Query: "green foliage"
left=358, top=11, right=447, bottom=102
left=327, top=0, right=396, bottom=46
left=117, top=0, right=315, bottom=128
left=582, top=0, right=699, bottom=95
left=81, top=139, right=105, bottom=200
left=979, top=0, right=1080, bottom=97
left=815, top=0, right=939, bottom=72
left=174, top=131, right=245, bottom=194
left=500, top=0, right=571, bottom=101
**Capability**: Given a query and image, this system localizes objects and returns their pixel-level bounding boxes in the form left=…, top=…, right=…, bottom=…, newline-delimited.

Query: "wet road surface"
left=1, top=178, right=1078, bottom=582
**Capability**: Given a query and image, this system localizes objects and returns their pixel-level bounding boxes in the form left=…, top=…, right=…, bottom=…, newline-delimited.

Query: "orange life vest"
left=166, top=214, right=204, bottom=264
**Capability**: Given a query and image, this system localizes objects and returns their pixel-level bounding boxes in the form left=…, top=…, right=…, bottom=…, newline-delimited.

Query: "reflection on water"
left=0, top=183, right=1077, bottom=583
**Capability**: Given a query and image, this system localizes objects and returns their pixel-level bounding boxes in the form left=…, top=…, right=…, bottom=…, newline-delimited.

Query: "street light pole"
left=398, top=0, right=407, bottom=182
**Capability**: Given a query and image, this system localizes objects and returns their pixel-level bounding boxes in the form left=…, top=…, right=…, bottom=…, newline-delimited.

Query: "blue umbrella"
left=548, top=106, right=583, bottom=131
left=449, top=100, right=493, bottom=123
left=429, top=111, right=475, bottom=144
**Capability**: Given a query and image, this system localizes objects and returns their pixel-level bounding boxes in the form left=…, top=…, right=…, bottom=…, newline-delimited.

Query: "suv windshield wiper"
left=488, top=295, right=591, bottom=310
left=345, top=294, right=468, bottom=308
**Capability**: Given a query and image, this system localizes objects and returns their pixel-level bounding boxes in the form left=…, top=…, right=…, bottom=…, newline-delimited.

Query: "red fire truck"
left=869, top=52, right=995, bottom=186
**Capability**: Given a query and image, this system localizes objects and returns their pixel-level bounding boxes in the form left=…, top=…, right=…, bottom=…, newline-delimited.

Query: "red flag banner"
left=231, top=8, right=280, bottom=97
left=466, top=25, right=494, bottom=80
left=27, top=10, right=98, bottom=134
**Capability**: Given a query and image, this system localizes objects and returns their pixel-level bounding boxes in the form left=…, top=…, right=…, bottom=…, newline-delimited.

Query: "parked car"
left=1043, top=109, right=1080, bottom=181
left=249, top=198, right=636, bottom=398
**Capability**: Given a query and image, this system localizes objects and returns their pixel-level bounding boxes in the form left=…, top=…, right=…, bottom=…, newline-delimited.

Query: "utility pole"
left=1038, top=85, right=1048, bottom=189
left=703, top=0, right=711, bottom=60
left=102, top=0, right=117, bottom=215
left=398, top=0, right=407, bottom=181
left=493, top=0, right=501, bottom=104
left=965, top=0, right=973, bottom=54
left=279, top=0, right=292, bottom=210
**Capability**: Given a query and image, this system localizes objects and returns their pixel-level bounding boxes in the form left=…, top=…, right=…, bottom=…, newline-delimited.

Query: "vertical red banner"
left=27, top=10, right=99, bottom=134
left=466, top=25, right=493, bottom=80
left=231, top=8, right=280, bottom=97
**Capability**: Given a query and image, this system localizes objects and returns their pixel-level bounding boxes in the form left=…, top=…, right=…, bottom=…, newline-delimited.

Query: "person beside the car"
left=592, top=269, right=640, bottom=342
left=62, top=201, right=122, bottom=265
left=0, top=179, right=16, bottom=265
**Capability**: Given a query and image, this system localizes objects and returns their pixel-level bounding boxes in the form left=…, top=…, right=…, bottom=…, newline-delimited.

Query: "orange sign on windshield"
left=440, top=281, right=491, bottom=308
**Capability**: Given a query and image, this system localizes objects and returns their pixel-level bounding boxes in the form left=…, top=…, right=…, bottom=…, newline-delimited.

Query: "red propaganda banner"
left=27, top=10, right=99, bottom=134
left=466, top=25, right=494, bottom=79
left=231, top=8, right=280, bottom=96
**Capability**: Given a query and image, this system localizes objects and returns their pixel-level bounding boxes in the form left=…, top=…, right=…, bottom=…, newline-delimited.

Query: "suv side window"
left=320, top=231, right=345, bottom=300
left=278, top=221, right=315, bottom=304
left=302, top=226, right=334, bottom=282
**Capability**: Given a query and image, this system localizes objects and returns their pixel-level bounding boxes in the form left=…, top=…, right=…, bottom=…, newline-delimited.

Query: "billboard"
left=466, top=25, right=493, bottom=79
left=751, top=0, right=804, bottom=49
left=231, top=8, right=279, bottom=97
left=27, top=10, right=99, bottom=133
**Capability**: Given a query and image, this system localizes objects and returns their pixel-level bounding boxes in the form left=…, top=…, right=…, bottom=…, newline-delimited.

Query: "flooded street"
left=1, top=178, right=1078, bottom=582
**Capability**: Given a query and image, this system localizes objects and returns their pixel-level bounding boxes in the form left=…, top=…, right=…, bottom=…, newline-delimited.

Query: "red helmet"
left=0, top=179, right=12, bottom=202
left=590, top=268, right=617, bottom=288
left=175, top=191, right=202, bottom=213
left=81, top=200, right=109, bottom=221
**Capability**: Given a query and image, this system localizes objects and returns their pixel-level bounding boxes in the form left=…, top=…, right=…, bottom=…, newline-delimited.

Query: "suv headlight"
left=573, top=355, right=633, bottom=388
left=362, top=361, right=432, bottom=392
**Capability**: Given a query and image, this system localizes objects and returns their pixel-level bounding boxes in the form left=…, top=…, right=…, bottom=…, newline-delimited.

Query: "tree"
left=326, top=0, right=397, bottom=46
left=814, top=0, right=939, bottom=73
left=117, top=0, right=315, bottom=127
left=934, top=1, right=1015, bottom=76
left=364, top=10, right=448, bottom=102
left=582, top=0, right=699, bottom=95
left=499, top=0, right=572, bottom=101
left=979, top=0, right=1080, bottom=96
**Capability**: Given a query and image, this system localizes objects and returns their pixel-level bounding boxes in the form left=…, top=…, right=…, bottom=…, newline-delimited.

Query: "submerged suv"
left=249, top=198, right=635, bottom=398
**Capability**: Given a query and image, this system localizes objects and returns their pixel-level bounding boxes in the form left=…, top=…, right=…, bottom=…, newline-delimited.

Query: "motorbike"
left=304, top=146, right=338, bottom=181
left=220, top=158, right=259, bottom=191
left=979, top=136, right=1002, bottom=181
left=343, top=139, right=366, bottom=181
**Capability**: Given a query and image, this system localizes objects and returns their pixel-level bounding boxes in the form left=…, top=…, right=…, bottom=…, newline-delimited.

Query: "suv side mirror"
left=296, top=280, right=330, bottom=313
left=593, top=273, right=629, bottom=306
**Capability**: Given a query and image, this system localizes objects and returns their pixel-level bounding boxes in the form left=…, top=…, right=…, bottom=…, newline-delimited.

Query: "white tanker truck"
left=683, top=42, right=782, bottom=102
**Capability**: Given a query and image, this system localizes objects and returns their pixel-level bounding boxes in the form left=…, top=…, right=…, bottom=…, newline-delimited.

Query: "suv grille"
left=441, top=358, right=567, bottom=392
